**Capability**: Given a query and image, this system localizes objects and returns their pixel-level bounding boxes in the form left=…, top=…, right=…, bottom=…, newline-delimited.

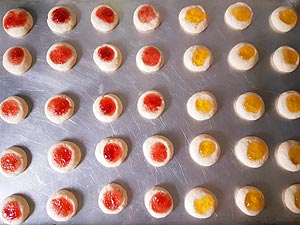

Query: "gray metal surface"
left=0, top=0, right=300, bottom=224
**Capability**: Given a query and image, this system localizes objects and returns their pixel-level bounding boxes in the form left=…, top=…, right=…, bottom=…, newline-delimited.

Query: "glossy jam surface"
left=279, top=8, right=297, bottom=25
left=143, top=93, right=162, bottom=112
left=239, top=45, right=255, bottom=60
left=245, top=190, right=264, bottom=211
left=1, top=153, right=21, bottom=172
left=96, top=6, right=115, bottom=23
left=283, top=48, right=298, bottom=65
left=142, top=47, right=160, bottom=66
left=194, top=195, right=215, bottom=215
left=1, top=100, right=20, bottom=117
left=52, top=7, right=70, bottom=24
left=4, top=10, right=28, bottom=29
left=103, top=189, right=123, bottom=210
left=289, top=145, right=300, bottom=165
left=8, top=47, right=25, bottom=65
left=2, top=201, right=21, bottom=221
left=192, top=47, right=210, bottom=66
left=52, top=197, right=73, bottom=217
left=195, top=98, right=212, bottom=113
left=53, top=146, right=72, bottom=167
left=243, top=94, right=262, bottom=113
left=151, top=142, right=167, bottom=163
left=231, top=6, right=252, bottom=22
left=99, top=97, right=116, bottom=116
left=50, top=46, right=72, bottom=64
left=98, top=46, right=115, bottom=62
left=138, top=5, right=156, bottom=23
left=185, top=7, right=206, bottom=24
left=104, top=143, right=122, bottom=163
left=286, top=94, right=300, bottom=113
left=247, top=141, right=267, bottom=161
left=150, top=192, right=172, bottom=214
left=199, top=140, right=215, bottom=158
left=48, top=97, right=71, bottom=116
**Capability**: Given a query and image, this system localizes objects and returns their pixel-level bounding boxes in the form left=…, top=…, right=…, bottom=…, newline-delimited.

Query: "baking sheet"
left=1, top=0, right=300, bottom=224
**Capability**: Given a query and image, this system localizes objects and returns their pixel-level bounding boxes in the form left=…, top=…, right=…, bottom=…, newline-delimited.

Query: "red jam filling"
left=4, top=10, right=28, bottom=30
left=47, top=97, right=71, bottom=116
left=143, top=93, right=162, bottom=112
left=1, top=153, right=21, bottom=172
left=98, top=46, right=115, bottom=62
left=1, top=100, right=20, bottom=117
left=2, top=201, right=21, bottom=221
left=50, top=46, right=72, bottom=64
left=52, top=197, right=73, bottom=217
left=8, top=47, right=24, bottom=65
left=53, top=146, right=72, bottom=167
left=151, top=142, right=167, bottom=163
left=96, top=6, right=115, bottom=24
left=52, top=7, right=70, bottom=24
left=142, top=46, right=160, bottom=66
left=99, top=97, right=116, bottom=116
left=138, top=5, right=156, bottom=23
left=104, top=143, right=122, bottom=163
left=150, top=192, right=172, bottom=214
left=103, top=189, right=123, bottom=210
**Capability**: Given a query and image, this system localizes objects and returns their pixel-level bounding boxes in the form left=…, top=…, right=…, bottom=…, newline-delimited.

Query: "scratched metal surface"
left=0, top=0, right=300, bottom=224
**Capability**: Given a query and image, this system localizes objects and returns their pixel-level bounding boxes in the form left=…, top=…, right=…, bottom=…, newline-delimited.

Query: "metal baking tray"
left=1, top=0, right=300, bottom=224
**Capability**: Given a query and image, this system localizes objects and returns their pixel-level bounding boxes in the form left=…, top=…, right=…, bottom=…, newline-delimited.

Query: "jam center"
left=243, top=94, right=262, bottom=113
left=96, top=6, right=115, bottom=24
left=185, top=7, right=206, bottom=24
left=192, top=47, right=210, bottom=66
left=245, top=190, right=264, bottom=211
left=231, top=6, right=251, bottom=22
left=150, top=192, right=172, bottom=214
left=151, top=142, right=167, bottom=163
left=103, top=189, right=123, bottom=210
left=4, top=10, right=28, bottom=29
left=279, top=9, right=297, bottom=25
left=1, top=100, right=20, bottom=117
left=199, top=140, right=215, bottom=158
left=8, top=47, right=25, bottom=65
left=194, top=195, right=215, bottom=215
left=286, top=94, right=300, bottom=113
left=50, top=46, right=73, bottom=64
left=48, top=97, right=71, bottom=116
left=103, top=143, right=122, bottom=163
left=289, top=145, right=300, bottom=165
left=52, top=197, right=73, bottom=217
left=2, top=201, right=21, bottom=221
left=143, top=93, right=162, bottom=112
left=53, top=146, right=72, bottom=167
left=247, top=141, right=267, bottom=161
left=1, top=153, right=21, bottom=172
left=99, top=97, right=116, bottom=116
left=195, top=98, right=212, bottom=113
left=142, top=47, right=160, bottom=66
left=138, top=5, right=156, bottom=23
left=239, top=45, right=255, bottom=60
left=52, top=7, right=70, bottom=24
left=98, top=46, right=115, bottom=62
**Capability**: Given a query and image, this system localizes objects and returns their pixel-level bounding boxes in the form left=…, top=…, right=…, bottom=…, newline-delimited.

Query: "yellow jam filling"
left=192, top=47, right=210, bottom=67
left=294, top=191, right=300, bottom=209
left=195, top=98, right=212, bottom=113
left=245, top=190, right=264, bottom=211
left=231, top=6, right=252, bottom=22
left=194, top=195, right=215, bottom=215
left=243, top=94, right=262, bottom=113
left=286, top=94, right=300, bottom=113
left=199, top=141, right=216, bottom=158
left=239, top=45, right=255, bottom=60
left=289, top=145, right=300, bottom=165
left=185, top=7, right=206, bottom=24
left=283, top=48, right=298, bottom=65
left=247, top=141, right=267, bottom=161
left=279, top=8, right=297, bottom=25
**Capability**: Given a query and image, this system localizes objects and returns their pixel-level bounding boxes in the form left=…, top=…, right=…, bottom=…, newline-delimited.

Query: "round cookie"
left=93, top=44, right=122, bottom=72
left=189, top=134, right=221, bottom=167
left=184, top=187, right=217, bottom=219
left=228, top=42, right=259, bottom=71
left=46, top=42, right=77, bottom=72
left=271, top=46, right=299, bottom=73
left=91, top=5, right=118, bottom=32
left=45, top=94, right=75, bottom=124
left=234, top=92, right=265, bottom=121
left=179, top=5, right=207, bottom=34
left=0, top=96, right=29, bottom=124
left=47, top=6, right=76, bottom=34
left=48, top=141, right=81, bottom=173
left=133, top=4, right=160, bottom=32
left=137, top=90, right=165, bottom=119
left=46, top=189, right=78, bottom=222
left=224, top=2, right=253, bottom=30
left=144, top=186, right=173, bottom=218
left=0, top=147, right=27, bottom=177
left=136, top=45, right=164, bottom=73
left=143, top=135, right=174, bottom=167
left=2, top=8, right=33, bottom=38
left=282, top=184, right=300, bottom=214
left=276, top=140, right=300, bottom=172
left=93, top=94, right=123, bottom=123
left=95, top=138, right=128, bottom=167
left=187, top=91, right=217, bottom=121
left=0, top=195, right=30, bottom=225
left=3, top=46, right=32, bottom=75
left=98, top=183, right=128, bottom=214
left=270, top=6, right=297, bottom=33
left=183, top=45, right=212, bottom=72
left=276, top=90, right=300, bottom=120
left=234, top=136, right=269, bottom=168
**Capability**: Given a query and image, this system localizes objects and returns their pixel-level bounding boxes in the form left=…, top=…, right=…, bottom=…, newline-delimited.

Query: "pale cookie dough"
left=179, top=5, right=207, bottom=34
left=0, top=96, right=28, bottom=124
left=91, top=5, right=118, bottom=32
left=46, top=189, right=78, bottom=222
left=282, top=184, right=300, bottom=214
left=0, top=147, right=27, bottom=177
left=224, top=2, right=253, bottom=30
left=133, top=4, right=160, bottom=32
left=271, top=46, right=299, bottom=73
left=3, top=46, right=32, bottom=75
left=93, top=44, right=122, bottom=72
left=47, top=6, right=76, bottom=34
left=276, top=140, right=300, bottom=172
left=95, top=138, right=128, bottom=167
left=183, top=45, right=212, bottom=72
left=93, top=94, right=123, bottom=123
left=187, top=91, right=217, bottom=121
left=48, top=141, right=81, bottom=173
left=2, top=8, right=33, bottom=38
left=137, top=90, right=165, bottom=119
left=276, top=90, right=300, bottom=120
left=189, top=134, right=221, bottom=167
left=270, top=6, right=297, bottom=33
left=136, top=45, right=164, bottom=73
